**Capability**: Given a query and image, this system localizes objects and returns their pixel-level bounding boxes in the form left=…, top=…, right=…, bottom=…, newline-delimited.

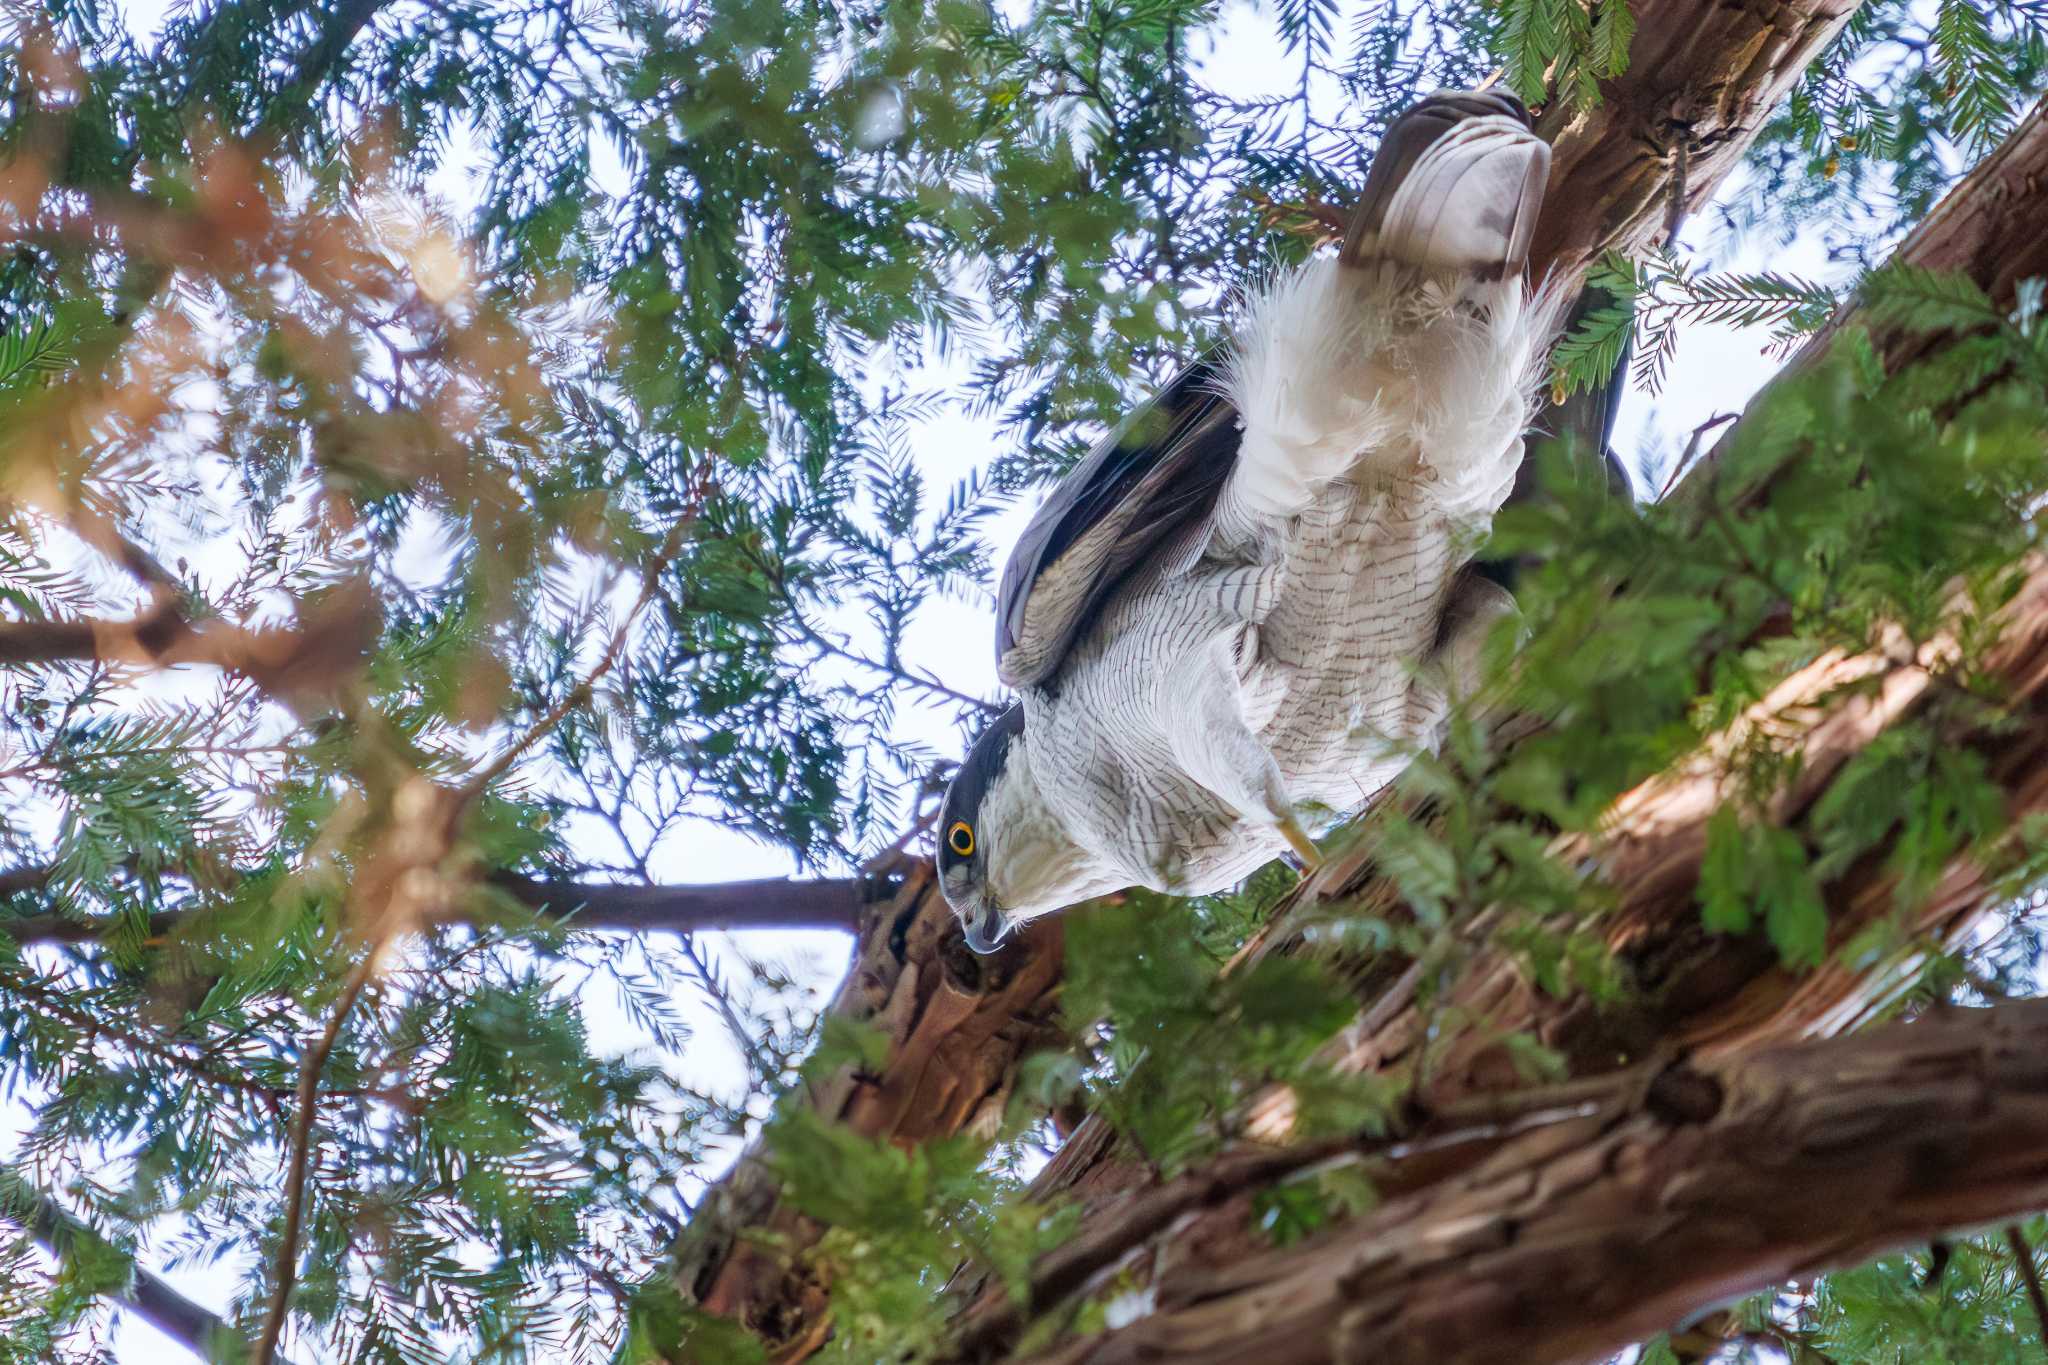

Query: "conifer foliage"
left=0, top=0, right=2045, bottom=1362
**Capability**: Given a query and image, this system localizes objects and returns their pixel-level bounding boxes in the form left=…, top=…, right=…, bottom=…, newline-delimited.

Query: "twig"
left=862, top=801, right=941, bottom=872
left=1705, top=495, right=1798, bottom=602
left=0, top=969, right=294, bottom=1107
left=62, top=499, right=181, bottom=595
left=789, top=610, right=1000, bottom=714
left=268, top=0, right=389, bottom=116
left=676, top=934, right=781, bottom=1087
left=2007, top=1224, right=2048, bottom=1350
left=253, top=947, right=382, bottom=1364
left=742, top=536, right=998, bottom=715
left=1658, top=412, right=1739, bottom=500
left=257, top=493, right=707, bottom=1359
left=460, top=510, right=699, bottom=802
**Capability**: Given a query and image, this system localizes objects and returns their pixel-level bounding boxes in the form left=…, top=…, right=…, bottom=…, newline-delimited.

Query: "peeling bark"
left=966, top=539, right=2048, bottom=1359
left=1002, top=1000, right=2048, bottom=1365
left=1820, top=95, right=2048, bottom=376
left=669, top=862, right=1066, bottom=1350
left=1530, top=0, right=1863, bottom=271
left=1267, top=94, right=2048, bottom=1109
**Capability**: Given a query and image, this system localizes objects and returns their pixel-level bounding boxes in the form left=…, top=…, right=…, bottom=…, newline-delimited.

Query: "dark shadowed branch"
left=2008, top=1225, right=2048, bottom=1349
left=0, top=867, right=868, bottom=947
left=0, top=1167, right=267, bottom=1362
left=490, top=872, right=868, bottom=934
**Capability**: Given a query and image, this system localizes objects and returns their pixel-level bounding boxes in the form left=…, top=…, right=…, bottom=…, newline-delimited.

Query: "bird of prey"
left=938, top=91, right=1584, bottom=954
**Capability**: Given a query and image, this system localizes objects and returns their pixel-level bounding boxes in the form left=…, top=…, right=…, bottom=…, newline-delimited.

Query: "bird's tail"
left=1213, top=92, right=1563, bottom=541
left=1340, top=90, right=1549, bottom=279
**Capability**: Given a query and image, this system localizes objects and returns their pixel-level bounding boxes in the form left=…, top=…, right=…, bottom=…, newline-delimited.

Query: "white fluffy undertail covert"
left=1218, top=260, right=1567, bottom=532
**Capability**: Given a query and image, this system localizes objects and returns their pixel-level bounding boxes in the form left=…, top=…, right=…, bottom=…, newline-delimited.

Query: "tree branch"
left=999, top=1000, right=2048, bottom=1365
left=255, top=944, right=380, bottom=1365
left=2008, top=1225, right=2048, bottom=1349
left=0, top=1167, right=266, bottom=1362
left=489, top=872, right=868, bottom=935
left=268, top=0, right=390, bottom=117
left=666, top=0, right=1882, bottom=1345
left=1528, top=0, right=1862, bottom=278
left=980, top=99, right=2048, bottom=1346
left=0, top=867, right=867, bottom=947
left=0, top=577, right=381, bottom=718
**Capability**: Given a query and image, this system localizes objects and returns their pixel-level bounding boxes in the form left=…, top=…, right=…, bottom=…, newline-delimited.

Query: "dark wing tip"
left=994, top=356, right=1238, bottom=689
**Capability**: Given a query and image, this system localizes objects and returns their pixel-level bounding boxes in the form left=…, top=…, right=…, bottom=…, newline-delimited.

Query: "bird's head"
left=937, top=704, right=1116, bottom=954
left=935, top=705, right=1018, bottom=952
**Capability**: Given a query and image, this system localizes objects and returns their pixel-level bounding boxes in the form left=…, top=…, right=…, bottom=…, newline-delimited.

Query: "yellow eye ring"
left=946, top=821, right=975, bottom=857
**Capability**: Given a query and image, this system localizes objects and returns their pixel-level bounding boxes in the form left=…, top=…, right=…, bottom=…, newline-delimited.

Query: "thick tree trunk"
left=669, top=0, right=1890, bottom=1349
left=1002, top=999, right=2048, bottom=1365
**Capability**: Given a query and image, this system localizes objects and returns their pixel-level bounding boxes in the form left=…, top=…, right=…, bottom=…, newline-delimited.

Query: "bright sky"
left=24, top=0, right=1872, bottom=1358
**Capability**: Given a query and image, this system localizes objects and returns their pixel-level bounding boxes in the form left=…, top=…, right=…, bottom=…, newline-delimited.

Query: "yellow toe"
left=1276, top=813, right=1323, bottom=871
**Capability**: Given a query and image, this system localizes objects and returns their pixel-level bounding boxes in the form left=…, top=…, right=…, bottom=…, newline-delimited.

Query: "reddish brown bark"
left=670, top=863, right=1066, bottom=1354
left=958, top=538, right=2048, bottom=1358
left=1530, top=0, right=1862, bottom=272
left=1006, top=1000, right=2048, bottom=1365
left=1279, top=94, right=2048, bottom=1107
left=1823, top=97, right=2048, bottom=376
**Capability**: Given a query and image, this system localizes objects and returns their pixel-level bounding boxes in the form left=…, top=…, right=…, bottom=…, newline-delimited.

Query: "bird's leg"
left=1162, top=635, right=1321, bottom=869
left=1274, top=811, right=1325, bottom=870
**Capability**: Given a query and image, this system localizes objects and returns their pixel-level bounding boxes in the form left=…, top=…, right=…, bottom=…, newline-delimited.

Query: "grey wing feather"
left=1472, top=282, right=1636, bottom=595
left=995, top=353, right=1240, bottom=689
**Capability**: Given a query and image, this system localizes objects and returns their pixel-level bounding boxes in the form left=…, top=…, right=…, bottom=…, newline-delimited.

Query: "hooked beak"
left=961, top=900, right=1009, bottom=955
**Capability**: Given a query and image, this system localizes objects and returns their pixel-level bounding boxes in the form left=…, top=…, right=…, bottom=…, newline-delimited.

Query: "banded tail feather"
left=1341, top=90, right=1550, bottom=279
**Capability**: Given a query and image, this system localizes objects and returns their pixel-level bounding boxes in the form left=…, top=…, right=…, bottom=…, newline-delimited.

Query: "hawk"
left=939, top=91, right=1603, bottom=953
